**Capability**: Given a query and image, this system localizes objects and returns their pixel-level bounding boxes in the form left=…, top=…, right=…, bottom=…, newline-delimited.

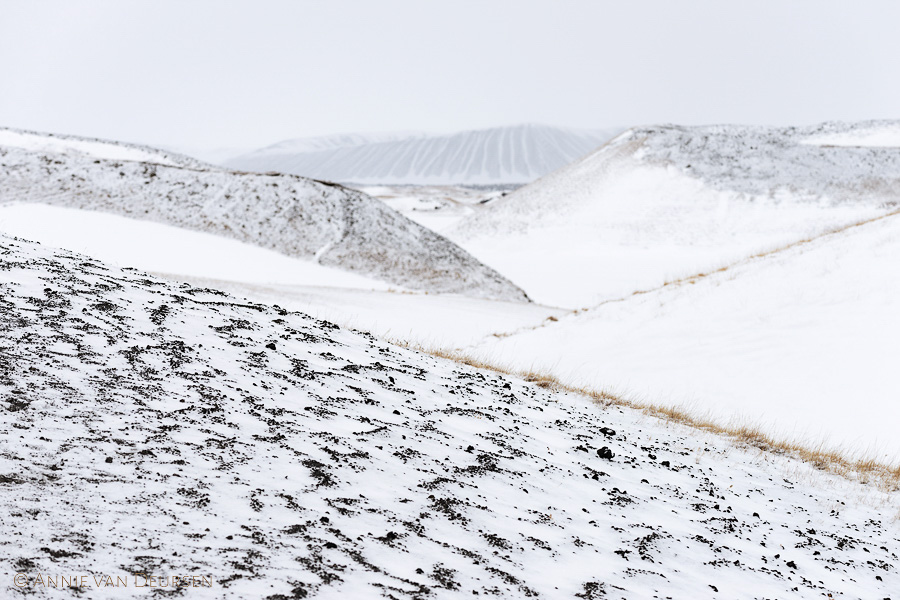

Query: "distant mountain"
left=0, top=127, right=528, bottom=302
left=224, top=124, right=621, bottom=185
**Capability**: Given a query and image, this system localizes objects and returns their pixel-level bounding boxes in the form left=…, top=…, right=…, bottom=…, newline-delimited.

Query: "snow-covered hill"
left=1, top=234, right=897, bottom=598
left=225, top=125, right=620, bottom=185
left=450, top=121, right=900, bottom=307
left=0, top=127, right=527, bottom=302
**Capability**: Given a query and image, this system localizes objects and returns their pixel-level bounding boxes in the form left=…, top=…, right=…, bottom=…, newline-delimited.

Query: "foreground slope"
left=451, top=121, right=900, bottom=307
left=0, top=127, right=527, bottom=302
left=226, top=125, right=619, bottom=185
left=469, top=208, right=900, bottom=462
left=1, top=235, right=898, bottom=599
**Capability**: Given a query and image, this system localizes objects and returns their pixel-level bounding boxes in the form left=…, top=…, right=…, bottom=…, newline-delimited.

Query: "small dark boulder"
left=597, top=447, right=614, bottom=460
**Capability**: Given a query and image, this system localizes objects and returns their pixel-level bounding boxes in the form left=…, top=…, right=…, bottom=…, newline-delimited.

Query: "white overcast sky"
left=1, top=0, right=898, bottom=150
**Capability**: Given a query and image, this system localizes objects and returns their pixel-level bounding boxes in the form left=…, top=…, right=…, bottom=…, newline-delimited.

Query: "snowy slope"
left=451, top=121, right=900, bottom=307
left=1, top=234, right=898, bottom=599
left=225, top=125, right=620, bottom=185
left=0, top=127, right=205, bottom=168
left=802, top=122, right=900, bottom=148
left=0, top=128, right=527, bottom=302
left=466, top=209, right=900, bottom=463
left=0, top=204, right=395, bottom=291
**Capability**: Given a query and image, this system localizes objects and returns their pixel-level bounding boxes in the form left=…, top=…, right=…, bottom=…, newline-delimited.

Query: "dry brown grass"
left=394, top=340, right=900, bottom=492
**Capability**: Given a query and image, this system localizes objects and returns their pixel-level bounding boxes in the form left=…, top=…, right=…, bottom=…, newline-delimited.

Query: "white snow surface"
left=226, top=124, right=621, bottom=185
left=465, top=209, right=900, bottom=463
left=451, top=121, right=900, bottom=307
left=0, top=127, right=203, bottom=168
left=352, top=184, right=517, bottom=234
left=803, top=122, right=900, bottom=147
left=0, top=203, right=394, bottom=291
left=1, top=234, right=898, bottom=599
left=0, top=130, right=527, bottom=302
left=159, top=276, right=564, bottom=351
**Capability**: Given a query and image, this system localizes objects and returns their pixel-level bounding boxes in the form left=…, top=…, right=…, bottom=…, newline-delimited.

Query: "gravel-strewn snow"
left=1, top=234, right=897, bottom=599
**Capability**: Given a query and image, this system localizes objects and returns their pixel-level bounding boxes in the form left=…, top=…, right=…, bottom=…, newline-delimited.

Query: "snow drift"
left=0, top=127, right=527, bottom=302
left=225, top=124, right=620, bottom=185
left=450, top=121, right=900, bottom=307
left=1, top=234, right=897, bottom=598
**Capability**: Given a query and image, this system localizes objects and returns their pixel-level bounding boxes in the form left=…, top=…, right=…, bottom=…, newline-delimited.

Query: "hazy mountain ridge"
left=0, top=128, right=528, bottom=302
left=1, top=234, right=897, bottom=598
left=225, top=124, right=621, bottom=184
left=252, top=131, right=427, bottom=156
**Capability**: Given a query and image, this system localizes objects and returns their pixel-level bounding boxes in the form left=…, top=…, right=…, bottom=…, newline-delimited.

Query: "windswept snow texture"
left=225, top=125, right=620, bottom=185
left=1, top=235, right=898, bottom=599
left=0, top=128, right=527, bottom=302
left=452, top=121, right=900, bottom=307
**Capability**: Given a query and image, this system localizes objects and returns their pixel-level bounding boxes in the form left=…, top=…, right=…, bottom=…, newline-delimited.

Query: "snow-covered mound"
left=0, top=127, right=205, bottom=168
left=225, top=124, right=620, bottom=185
left=801, top=121, right=900, bottom=148
left=1, top=235, right=897, bottom=598
left=466, top=209, right=900, bottom=463
left=0, top=128, right=527, bottom=302
left=451, top=121, right=900, bottom=307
